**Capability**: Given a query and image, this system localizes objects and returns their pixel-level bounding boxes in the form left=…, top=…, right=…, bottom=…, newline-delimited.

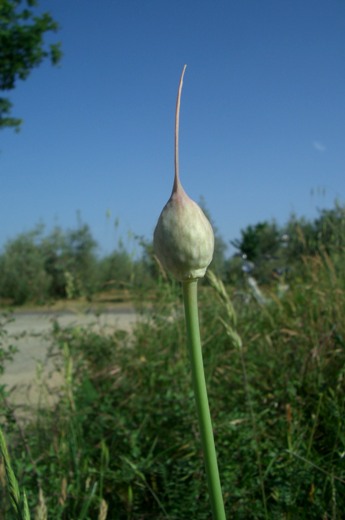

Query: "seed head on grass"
left=153, top=65, right=214, bottom=281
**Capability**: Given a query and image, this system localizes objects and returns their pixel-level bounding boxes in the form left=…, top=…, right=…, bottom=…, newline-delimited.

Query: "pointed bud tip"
left=154, top=65, right=214, bottom=281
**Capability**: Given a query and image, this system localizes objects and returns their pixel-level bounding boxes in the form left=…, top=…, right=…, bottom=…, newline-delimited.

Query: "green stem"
left=182, top=279, right=226, bottom=520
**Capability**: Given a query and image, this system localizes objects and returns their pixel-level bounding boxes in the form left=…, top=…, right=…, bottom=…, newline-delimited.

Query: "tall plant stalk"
left=153, top=65, right=226, bottom=518
left=182, top=280, right=226, bottom=520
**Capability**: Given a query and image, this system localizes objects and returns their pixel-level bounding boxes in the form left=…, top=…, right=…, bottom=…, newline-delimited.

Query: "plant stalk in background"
left=154, top=65, right=226, bottom=519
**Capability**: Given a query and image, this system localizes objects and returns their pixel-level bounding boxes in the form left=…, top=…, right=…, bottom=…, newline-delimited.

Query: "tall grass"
left=0, top=249, right=345, bottom=518
left=0, top=428, right=30, bottom=519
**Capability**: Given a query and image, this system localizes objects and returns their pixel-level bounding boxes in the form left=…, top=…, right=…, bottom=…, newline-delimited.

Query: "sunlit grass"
left=1, top=249, right=345, bottom=518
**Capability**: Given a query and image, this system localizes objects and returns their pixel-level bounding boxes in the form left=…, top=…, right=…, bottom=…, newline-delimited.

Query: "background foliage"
left=0, top=202, right=344, bottom=518
left=1, top=203, right=345, bottom=305
left=0, top=0, right=61, bottom=130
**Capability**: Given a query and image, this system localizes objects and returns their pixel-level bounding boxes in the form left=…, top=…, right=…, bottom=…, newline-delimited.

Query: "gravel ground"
left=1, top=307, right=137, bottom=410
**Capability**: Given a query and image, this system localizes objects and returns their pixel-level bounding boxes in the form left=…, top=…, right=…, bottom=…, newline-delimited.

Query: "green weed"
left=0, top=249, right=344, bottom=518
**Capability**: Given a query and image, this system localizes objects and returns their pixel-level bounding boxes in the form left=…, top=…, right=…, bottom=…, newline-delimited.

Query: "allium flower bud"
left=153, top=65, right=214, bottom=281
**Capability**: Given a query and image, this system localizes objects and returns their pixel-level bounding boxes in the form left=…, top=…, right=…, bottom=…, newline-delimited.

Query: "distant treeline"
left=0, top=203, right=344, bottom=305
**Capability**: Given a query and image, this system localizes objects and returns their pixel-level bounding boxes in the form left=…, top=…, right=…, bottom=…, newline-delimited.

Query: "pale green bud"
left=153, top=65, right=214, bottom=281
left=154, top=184, right=214, bottom=281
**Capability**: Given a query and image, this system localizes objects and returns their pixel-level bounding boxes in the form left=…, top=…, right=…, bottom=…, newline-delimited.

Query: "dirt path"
left=1, top=307, right=138, bottom=410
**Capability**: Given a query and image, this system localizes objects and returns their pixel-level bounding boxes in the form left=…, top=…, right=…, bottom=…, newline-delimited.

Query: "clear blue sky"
left=1, top=0, right=345, bottom=257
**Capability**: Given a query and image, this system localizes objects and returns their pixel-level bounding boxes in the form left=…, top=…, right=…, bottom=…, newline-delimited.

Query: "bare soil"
left=1, top=306, right=137, bottom=411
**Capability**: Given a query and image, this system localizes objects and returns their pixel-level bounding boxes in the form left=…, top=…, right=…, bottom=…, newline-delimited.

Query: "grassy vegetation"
left=1, top=243, right=345, bottom=518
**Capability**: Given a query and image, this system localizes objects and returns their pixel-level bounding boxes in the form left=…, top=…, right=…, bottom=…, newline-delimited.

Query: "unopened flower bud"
left=153, top=65, right=214, bottom=281
left=154, top=182, right=214, bottom=281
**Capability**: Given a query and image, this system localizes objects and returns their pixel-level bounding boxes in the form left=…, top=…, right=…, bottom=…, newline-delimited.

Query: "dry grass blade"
left=206, top=270, right=237, bottom=328
left=98, top=498, right=108, bottom=520
left=34, top=487, right=47, bottom=520
left=207, top=270, right=242, bottom=349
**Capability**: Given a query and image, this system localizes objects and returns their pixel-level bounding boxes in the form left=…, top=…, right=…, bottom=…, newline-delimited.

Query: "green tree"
left=0, top=227, right=50, bottom=304
left=229, top=221, right=284, bottom=284
left=0, top=0, right=61, bottom=130
left=98, top=249, right=135, bottom=290
left=41, top=226, right=70, bottom=298
left=231, top=221, right=281, bottom=262
left=0, top=223, right=99, bottom=304
left=65, top=223, right=98, bottom=299
left=42, top=223, right=99, bottom=300
left=283, top=204, right=345, bottom=263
